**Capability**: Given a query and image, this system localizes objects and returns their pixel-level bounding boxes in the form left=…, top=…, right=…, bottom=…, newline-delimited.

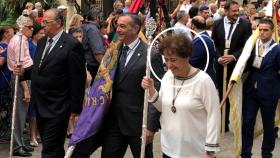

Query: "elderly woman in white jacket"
left=142, top=34, right=221, bottom=158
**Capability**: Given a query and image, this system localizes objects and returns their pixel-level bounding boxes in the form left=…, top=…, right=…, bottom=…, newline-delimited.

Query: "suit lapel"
left=40, top=32, right=66, bottom=70
left=261, top=40, right=275, bottom=67
left=231, top=19, right=241, bottom=41
left=36, top=37, right=48, bottom=66
left=118, top=41, right=145, bottom=84
left=221, top=18, right=226, bottom=40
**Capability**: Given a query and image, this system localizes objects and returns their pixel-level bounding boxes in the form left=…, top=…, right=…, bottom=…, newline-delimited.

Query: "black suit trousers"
left=241, top=91, right=278, bottom=158
left=101, top=122, right=153, bottom=158
left=36, top=113, right=70, bottom=158
left=72, top=126, right=153, bottom=158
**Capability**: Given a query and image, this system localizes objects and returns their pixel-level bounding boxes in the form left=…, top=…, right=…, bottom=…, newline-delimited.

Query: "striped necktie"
left=39, top=38, right=53, bottom=68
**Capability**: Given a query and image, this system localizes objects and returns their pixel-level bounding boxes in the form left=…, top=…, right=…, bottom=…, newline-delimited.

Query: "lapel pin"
left=60, top=45, right=63, bottom=48
left=137, top=53, right=141, bottom=56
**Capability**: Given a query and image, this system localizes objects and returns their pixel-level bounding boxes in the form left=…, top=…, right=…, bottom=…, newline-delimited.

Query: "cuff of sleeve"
left=148, top=91, right=159, bottom=103
left=205, top=143, right=220, bottom=152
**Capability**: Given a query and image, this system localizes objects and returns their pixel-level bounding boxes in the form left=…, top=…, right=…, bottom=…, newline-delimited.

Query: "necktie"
left=227, top=21, right=234, bottom=40
left=39, top=38, right=53, bottom=68
left=259, top=43, right=265, bottom=56
left=119, top=46, right=129, bottom=70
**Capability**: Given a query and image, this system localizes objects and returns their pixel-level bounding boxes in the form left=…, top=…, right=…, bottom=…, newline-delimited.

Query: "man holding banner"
left=99, top=13, right=148, bottom=158
left=211, top=0, right=252, bottom=132
left=241, top=18, right=280, bottom=158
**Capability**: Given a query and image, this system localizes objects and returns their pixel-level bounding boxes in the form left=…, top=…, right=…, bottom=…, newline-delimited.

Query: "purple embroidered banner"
left=69, top=41, right=121, bottom=146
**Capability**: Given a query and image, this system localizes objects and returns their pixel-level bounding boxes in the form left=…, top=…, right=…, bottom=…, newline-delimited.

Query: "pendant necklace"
left=171, top=78, right=185, bottom=113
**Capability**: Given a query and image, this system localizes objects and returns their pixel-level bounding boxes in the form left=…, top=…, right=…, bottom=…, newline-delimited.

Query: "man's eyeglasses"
left=42, top=20, right=55, bottom=26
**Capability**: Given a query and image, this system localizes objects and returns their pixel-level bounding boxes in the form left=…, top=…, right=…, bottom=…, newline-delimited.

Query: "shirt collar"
left=260, top=38, right=273, bottom=49
left=125, top=37, right=140, bottom=50
left=48, top=29, right=63, bottom=43
left=194, top=31, right=207, bottom=39
left=225, top=16, right=235, bottom=24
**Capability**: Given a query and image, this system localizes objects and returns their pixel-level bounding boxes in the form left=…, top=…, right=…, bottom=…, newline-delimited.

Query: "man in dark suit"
left=190, top=15, right=217, bottom=85
left=241, top=18, right=280, bottom=158
left=14, top=9, right=86, bottom=158
left=100, top=13, right=149, bottom=158
left=211, top=0, right=252, bottom=131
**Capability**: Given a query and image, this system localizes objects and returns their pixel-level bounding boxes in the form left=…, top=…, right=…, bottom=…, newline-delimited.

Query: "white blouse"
left=150, top=70, right=221, bottom=158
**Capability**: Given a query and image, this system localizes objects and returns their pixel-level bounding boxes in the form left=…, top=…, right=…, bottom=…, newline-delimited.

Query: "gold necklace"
left=171, top=69, right=200, bottom=113
left=171, top=78, right=185, bottom=113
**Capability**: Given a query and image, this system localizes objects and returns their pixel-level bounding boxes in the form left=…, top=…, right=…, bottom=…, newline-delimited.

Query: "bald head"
left=193, top=16, right=205, bottom=24
left=191, top=15, right=206, bottom=30
left=209, top=3, right=218, bottom=14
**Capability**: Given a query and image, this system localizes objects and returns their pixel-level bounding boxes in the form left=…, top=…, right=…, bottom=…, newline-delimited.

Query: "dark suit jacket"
left=212, top=17, right=252, bottom=99
left=190, top=31, right=217, bottom=86
left=106, top=40, right=148, bottom=136
left=31, top=32, right=86, bottom=118
left=244, top=42, right=280, bottom=100
left=212, top=17, right=252, bottom=77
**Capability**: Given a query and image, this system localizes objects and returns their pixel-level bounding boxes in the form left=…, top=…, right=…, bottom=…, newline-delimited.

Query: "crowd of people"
left=0, top=0, right=280, bottom=158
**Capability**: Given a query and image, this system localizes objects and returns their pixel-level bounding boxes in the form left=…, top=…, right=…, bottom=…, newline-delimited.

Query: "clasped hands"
left=217, top=55, right=235, bottom=66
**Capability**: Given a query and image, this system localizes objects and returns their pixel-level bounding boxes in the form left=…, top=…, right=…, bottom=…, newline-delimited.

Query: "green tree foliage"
left=0, top=0, right=60, bottom=28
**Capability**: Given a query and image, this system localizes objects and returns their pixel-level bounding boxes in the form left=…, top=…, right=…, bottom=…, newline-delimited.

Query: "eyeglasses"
left=42, top=20, right=55, bottom=26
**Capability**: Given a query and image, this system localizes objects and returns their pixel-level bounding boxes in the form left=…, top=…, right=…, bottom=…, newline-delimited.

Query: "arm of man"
left=94, top=54, right=104, bottom=63
left=21, top=80, right=30, bottom=103
left=147, top=104, right=161, bottom=144
left=68, top=41, right=86, bottom=114
left=169, top=0, right=183, bottom=19
left=0, top=57, right=6, bottom=69
left=20, top=66, right=33, bottom=81
left=88, top=27, right=106, bottom=64
left=232, top=20, right=252, bottom=60
left=211, top=21, right=222, bottom=59
left=277, top=45, right=280, bottom=75
left=189, top=40, right=206, bottom=67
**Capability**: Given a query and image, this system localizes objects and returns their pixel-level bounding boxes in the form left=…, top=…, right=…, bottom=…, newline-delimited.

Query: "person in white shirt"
left=174, top=11, right=192, bottom=40
left=141, top=34, right=220, bottom=158
left=179, top=0, right=192, bottom=13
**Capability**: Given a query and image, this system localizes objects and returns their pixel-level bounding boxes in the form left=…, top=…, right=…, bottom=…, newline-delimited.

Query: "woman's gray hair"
left=16, top=15, right=32, bottom=28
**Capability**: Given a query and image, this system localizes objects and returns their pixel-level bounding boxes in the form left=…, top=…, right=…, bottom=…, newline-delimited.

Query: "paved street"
left=0, top=131, right=279, bottom=158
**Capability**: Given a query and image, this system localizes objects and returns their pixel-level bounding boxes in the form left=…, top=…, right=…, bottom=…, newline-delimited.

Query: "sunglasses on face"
left=25, top=25, right=33, bottom=30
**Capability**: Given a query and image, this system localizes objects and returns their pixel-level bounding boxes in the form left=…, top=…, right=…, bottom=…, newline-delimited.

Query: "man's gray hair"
left=45, top=8, right=64, bottom=27
left=177, top=11, right=186, bottom=20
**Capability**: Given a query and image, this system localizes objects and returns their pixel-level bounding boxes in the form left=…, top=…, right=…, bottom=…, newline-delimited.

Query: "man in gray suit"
left=101, top=13, right=149, bottom=158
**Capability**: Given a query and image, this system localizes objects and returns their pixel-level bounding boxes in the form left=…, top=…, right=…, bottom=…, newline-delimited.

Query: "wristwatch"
left=206, top=151, right=215, bottom=157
